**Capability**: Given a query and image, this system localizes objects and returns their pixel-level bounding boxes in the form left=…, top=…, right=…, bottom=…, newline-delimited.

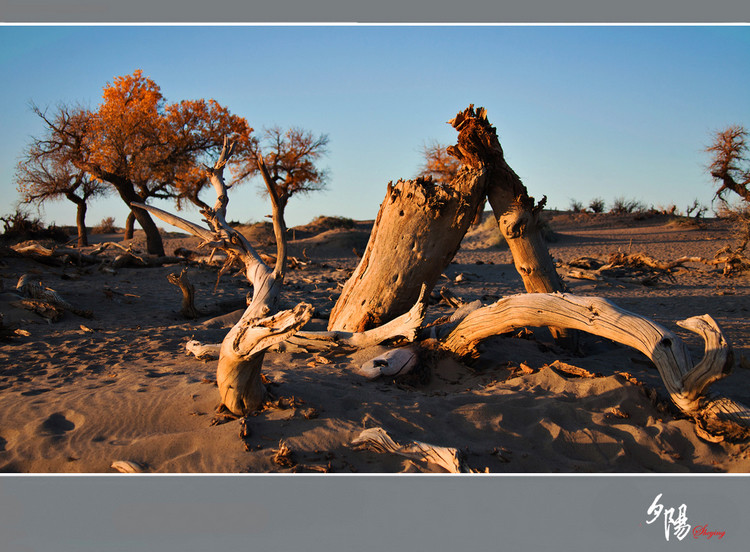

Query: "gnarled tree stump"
left=217, top=303, right=314, bottom=415
left=448, top=105, right=565, bottom=296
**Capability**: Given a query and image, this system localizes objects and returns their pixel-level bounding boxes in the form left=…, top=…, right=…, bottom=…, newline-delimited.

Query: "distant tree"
left=707, top=125, right=750, bottom=203
left=29, top=70, right=253, bottom=256
left=419, top=140, right=462, bottom=183
left=418, top=140, right=484, bottom=225
left=685, top=199, right=708, bottom=219
left=248, top=126, right=330, bottom=214
left=16, top=133, right=107, bottom=247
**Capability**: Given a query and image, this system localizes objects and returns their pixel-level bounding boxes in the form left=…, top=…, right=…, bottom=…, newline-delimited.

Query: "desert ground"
left=1, top=211, right=749, bottom=473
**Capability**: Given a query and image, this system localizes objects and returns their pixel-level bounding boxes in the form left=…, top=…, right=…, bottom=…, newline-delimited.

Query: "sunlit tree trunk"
left=448, top=106, right=574, bottom=346
left=114, top=180, right=164, bottom=256
left=67, top=193, right=89, bottom=247
left=124, top=211, right=136, bottom=240
left=328, top=169, right=487, bottom=332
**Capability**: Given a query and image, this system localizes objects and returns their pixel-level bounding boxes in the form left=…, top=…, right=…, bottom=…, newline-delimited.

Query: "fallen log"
left=185, top=285, right=429, bottom=360
left=10, top=299, right=63, bottom=323
left=441, top=292, right=746, bottom=423
left=16, top=274, right=92, bottom=318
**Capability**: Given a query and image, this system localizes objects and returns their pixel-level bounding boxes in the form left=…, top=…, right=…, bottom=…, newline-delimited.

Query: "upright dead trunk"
left=137, top=139, right=291, bottom=414
left=448, top=105, right=564, bottom=296
left=329, top=105, right=567, bottom=335
left=124, top=211, right=136, bottom=240
left=218, top=304, right=313, bottom=414
left=112, top=179, right=164, bottom=256
left=448, top=106, right=573, bottom=345
left=67, top=194, right=89, bottom=247
left=328, top=169, right=487, bottom=333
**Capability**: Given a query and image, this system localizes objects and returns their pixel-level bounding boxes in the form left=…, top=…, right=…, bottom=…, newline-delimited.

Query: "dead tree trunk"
left=136, top=138, right=297, bottom=414
left=218, top=304, right=313, bottom=414
left=447, top=106, right=573, bottom=345
left=328, top=170, right=488, bottom=332
left=167, top=268, right=199, bottom=319
left=69, top=195, right=89, bottom=247
left=329, top=105, right=568, bottom=337
left=124, top=211, right=136, bottom=240
left=448, top=105, right=565, bottom=296
left=452, top=108, right=561, bottom=291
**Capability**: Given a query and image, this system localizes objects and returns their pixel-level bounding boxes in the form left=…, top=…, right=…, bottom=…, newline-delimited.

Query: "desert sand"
left=1, top=212, right=749, bottom=473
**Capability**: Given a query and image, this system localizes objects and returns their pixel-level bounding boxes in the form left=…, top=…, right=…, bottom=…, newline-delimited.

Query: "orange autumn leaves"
left=88, top=70, right=254, bottom=203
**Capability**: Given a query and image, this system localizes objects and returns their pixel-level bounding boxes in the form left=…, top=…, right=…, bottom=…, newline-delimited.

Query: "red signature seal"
left=693, top=524, right=726, bottom=540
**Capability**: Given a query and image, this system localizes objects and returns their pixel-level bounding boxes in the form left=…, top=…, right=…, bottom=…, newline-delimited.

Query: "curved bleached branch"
left=442, top=292, right=744, bottom=418
left=186, top=284, right=429, bottom=360
left=131, top=202, right=216, bottom=243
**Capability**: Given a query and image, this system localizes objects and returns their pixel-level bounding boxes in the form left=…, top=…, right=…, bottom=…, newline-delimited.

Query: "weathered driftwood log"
left=356, top=346, right=419, bottom=379
left=10, top=299, right=63, bottom=323
left=16, top=274, right=92, bottom=318
left=167, top=268, right=199, bottom=319
left=185, top=285, right=429, bottom=361
left=299, top=284, right=427, bottom=348
left=328, top=171, right=487, bottom=332
left=10, top=242, right=99, bottom=266
left=110, top=460, right=147, bottom=473
left=441, top=292, right=746, bottom=422
left=565, top=250, right=750, bottom=282
left=9, top=241, right=184, bottom=270
left=352, top=427, right=472, bottom=473
left=185, top=340, right=222, bottom=360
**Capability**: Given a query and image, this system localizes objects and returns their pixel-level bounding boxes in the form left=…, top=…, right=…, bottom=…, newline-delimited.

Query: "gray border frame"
left=0, top=0, right=748, bottom=23
left=0, top=475, right=747, bottom=550
left=1, top=0, right=749, bottom=549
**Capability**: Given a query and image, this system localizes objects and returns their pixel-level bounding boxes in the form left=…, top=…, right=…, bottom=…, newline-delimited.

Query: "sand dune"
left=1, top=213, right=749, bottom=473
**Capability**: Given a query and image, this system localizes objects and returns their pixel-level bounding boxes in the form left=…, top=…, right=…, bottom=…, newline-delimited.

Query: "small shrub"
left=0, top=209, right=68, bottom=242
left=656, top=204, right=677, bottom=216
left=588, top=197, right=606, bottom=213
left=92, top=216, right=117, bottom=234
left=610, top=197, right=646, bottom=214
left=569, top=199, right=584, bottom=213
left=310, top=216, right=355, bottom=230
left=685, top=199, right=708, bottom=219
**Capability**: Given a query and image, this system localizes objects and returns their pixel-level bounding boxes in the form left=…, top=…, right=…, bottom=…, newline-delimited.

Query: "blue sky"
left=1, top=25, right=748, bottom=229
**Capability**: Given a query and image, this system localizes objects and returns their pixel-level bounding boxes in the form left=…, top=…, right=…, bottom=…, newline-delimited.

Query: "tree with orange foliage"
left=248, top=126, right=330, bottom=214
left=418, top=139, right=485, bottom=225
left=17, top=121, right=108, bottom=247
left=707, top=125, right=750, bottom=203
left=418, top=139, right=462, bottom=183
left=29, top=70, right=253, bottom=256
